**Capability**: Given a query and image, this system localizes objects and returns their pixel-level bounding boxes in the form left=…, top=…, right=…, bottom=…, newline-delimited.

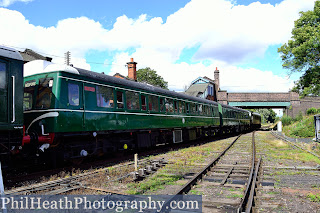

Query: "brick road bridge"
left=217, top=91, right=300, bottom=117
left=185, top=68, right=320, bottom=117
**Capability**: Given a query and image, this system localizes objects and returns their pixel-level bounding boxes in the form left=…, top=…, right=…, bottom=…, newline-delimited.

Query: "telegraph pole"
left=64, top=51, right=71, bottom=65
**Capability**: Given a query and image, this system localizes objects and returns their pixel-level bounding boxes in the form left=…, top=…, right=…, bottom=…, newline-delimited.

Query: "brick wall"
left=294, top=97, right=320, bottom=115
left=226, top=93, right=291, bottom=102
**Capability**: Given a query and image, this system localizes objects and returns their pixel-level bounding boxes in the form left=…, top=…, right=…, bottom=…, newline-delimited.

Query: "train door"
left=66, top=80, right=84, bottom=130
left=83, top=83, right=97, bottom=130
left=0, top=60, right=8, bottom=124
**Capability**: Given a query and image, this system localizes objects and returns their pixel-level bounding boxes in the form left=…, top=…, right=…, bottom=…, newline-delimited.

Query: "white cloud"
left=0, top=0, right=315, bottom=92
left=0, top=0, right=32, bottom=7
left=110, top=49, right=294, bottom=92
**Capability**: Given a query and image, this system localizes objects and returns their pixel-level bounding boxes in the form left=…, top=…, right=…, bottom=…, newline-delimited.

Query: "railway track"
left=161, top=132, right=264, bottom=212
left=270, top=131, right=320, bottom=159
left=5, top=158, right=166, bottom=196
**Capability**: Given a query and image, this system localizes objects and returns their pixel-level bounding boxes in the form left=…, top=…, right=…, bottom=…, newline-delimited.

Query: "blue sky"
left=0, top=0, right=316, bottom=92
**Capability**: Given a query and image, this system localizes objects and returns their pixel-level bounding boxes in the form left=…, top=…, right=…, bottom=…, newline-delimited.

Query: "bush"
left=281, top=115, right=293, bottom=126
left=283, top=116, right=315, bottom=138
left=294, top=111, right=303, bottom=122
left=317, top=108, right=320, bottom=113
left=307, top=107, right=317, bottom=115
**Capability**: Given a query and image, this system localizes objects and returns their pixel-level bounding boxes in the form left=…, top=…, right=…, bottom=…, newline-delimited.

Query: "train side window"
left=148, top=95, right=159, bottom=112
left=174, top=101, right=178, bottom=113
left=160, top=98, right=166, bottom=112
left=36, top=78, right=53, bottom=109
left=166, top=99, right=174, bottom=113
left=126, top=91, right=139, bottom=110
left=178, top=101, right=183, bottom=114
left=141, top=94, right=147, bottom=111
left=199, top=105, right=203, bottom=115
left=116, top=91, right=124, bottom=109
left=96, top=86, right=114, bottom=108
left=68, top=83, right=79, bottom=106
left=0, top=62, right=6, bottom=89
left=181, top=102, right=185, bottom=113
left=186, top=103, right=190, bottom=114
left=190, top=103, right=195, bottom=114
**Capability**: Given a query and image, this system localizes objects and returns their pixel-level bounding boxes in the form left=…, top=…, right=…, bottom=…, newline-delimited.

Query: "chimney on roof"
left=127, top=58, right=137, bottom=81
left=214, top=67, right=220, bottom=92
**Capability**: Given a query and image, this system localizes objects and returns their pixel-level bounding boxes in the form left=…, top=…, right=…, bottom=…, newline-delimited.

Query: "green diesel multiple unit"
left=23, top=60, right=254, bottom=163
left=0, top=46, right=24, bottom=166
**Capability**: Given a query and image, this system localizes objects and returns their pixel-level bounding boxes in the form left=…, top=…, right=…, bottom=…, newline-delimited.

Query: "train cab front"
left=22, top=72, right=58, bottom=161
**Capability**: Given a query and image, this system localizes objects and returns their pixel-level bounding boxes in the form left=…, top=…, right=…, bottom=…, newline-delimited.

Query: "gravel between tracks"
left=9, top=131, right=320, bottom=212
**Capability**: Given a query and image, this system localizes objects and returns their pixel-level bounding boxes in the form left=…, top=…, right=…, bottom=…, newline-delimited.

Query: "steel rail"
left=238, top=131, right=256, bottom=212
left=245, top=157, right=262, bottom=213
left=6, top=158, right=163, bottom=195
left=270, top=131, right=320, bottom=159
left=5, top=159, right=149, bottom=195
left=159, top=134, right=242, bottom=212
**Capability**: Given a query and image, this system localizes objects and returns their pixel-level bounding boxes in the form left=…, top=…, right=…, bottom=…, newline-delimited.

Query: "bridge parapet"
left=227, top=93, right=292, bottom=102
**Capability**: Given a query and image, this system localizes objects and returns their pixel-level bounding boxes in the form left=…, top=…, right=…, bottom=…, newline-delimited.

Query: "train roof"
left=24, top=60, right=251, bottom=113
left=0, top=45, right=23, bottom=61
left=24, top=60, right=79, bottom=77
left=75, top=67, right=219, bottom=106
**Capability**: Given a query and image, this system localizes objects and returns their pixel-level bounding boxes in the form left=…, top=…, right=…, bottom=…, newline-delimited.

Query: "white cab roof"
left=24, top=60, right=79, bottom=77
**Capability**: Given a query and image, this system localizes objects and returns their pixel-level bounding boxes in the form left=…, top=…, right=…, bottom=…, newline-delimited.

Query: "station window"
left=141, top=94, right=147, bottom=110
left=126, top=91, right=139, bottom=110
left=96, top=86, right=113, bottom=108
left=116, top=91, right=124, bottom=109
left=160, top=98, right=166, bottom=112
left=148, top=95, right=159, bottom=112
left=0, top=62, right=6, bottom=89
left=36, top=78, right=53, bottom=109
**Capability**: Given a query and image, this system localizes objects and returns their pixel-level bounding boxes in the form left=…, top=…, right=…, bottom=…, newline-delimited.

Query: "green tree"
left=252, top=109, right=276, bottom=123
left=136, top=67, right=168, bottom=89
left=278, top=1, right=320, bottom=96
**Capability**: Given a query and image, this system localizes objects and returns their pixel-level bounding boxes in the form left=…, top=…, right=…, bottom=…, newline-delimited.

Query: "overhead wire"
left=1, top=43, right=125, bottom=67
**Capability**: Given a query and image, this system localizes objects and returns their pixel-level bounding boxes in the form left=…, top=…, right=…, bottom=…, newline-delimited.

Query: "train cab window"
left=186, top=103, right=190, bottom=114
left=160, top=98, right=166, bottom=112
left=96, top=86, right=113, bottom=108
left=126, top=91, right=139, bottom=110
left=24, top=80, right=36, bottom=110
left=36, top=78, right=53, bottom=109
left=68, top=83, right=79, bottom=106
left=116, top=91, right=124, bottom=109
left=148, top=95, right=159, bottom=112
left=141, top=95, right=147, bottom=110
left=0, top=62, right=6, bottom=89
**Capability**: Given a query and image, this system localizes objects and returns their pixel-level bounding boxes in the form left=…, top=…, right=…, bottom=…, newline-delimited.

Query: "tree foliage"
left=278, top=1, right=320, bottom=96
left=249, top=109, right=276, bottom=123
left=136, top=67, right=168, bottom=89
